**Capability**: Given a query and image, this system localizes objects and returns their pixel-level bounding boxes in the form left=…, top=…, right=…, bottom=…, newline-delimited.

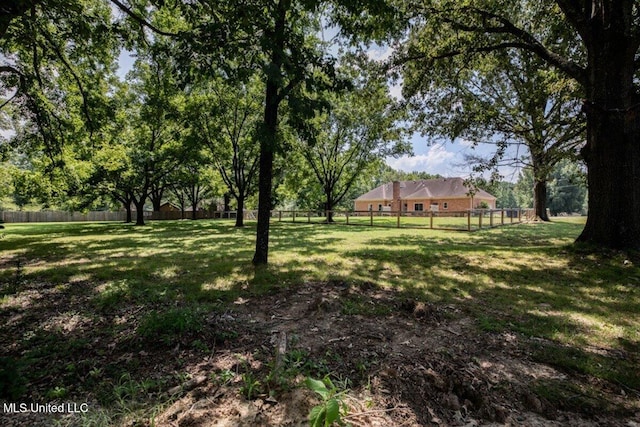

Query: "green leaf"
left=305, top=377, right=329, bottom=400
left=324, top=398, right=340, bottom=426
left=309, top=404, right=326, bottom=427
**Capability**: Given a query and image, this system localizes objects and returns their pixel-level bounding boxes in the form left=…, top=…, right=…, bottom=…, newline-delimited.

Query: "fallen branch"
left=168, top=375, right=208, bottom=395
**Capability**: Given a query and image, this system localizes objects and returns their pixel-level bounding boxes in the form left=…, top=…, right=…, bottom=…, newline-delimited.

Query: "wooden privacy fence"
left=0, top=210, right=259, bottom=223
left=272, top=208, right=523, bottom=231
left=1, top=210, right=127, bottom=223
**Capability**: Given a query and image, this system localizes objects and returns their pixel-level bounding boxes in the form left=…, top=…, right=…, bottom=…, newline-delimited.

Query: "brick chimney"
left=392, top=181, right=401, bottom=211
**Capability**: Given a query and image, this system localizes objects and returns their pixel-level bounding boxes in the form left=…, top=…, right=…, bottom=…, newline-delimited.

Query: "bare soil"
left=1, top=280, right=639, bottom=426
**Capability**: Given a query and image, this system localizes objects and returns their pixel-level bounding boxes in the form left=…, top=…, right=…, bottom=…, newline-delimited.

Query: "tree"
left=406, top=44, right=584, bottom=221
left=192, top=77, right=262, bottom=227
left=295, top=67, right=409, bottom=222
left=1, top=0, right=124, bottom=218
left=0, top=0, right=117, bottom=159
left=547, top=158, right=587, bottom=215
left=167, top=151, right=220, bottom=220
left=125, top=47, right=187, bottom=225
left=248, top=1, right=337, bottom=264
left=145, top=0, right=343, bottom=264
left=514, top=167, right=535, bottom=210
left=489, top=181, right=518, bottom=209
left=92, top=137, right=137, bottom=222
left=390, top=0, right=640, bottom=249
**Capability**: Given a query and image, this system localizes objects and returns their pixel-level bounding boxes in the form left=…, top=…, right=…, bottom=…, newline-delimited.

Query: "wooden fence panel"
left=1, top=211, right=127, bottom=223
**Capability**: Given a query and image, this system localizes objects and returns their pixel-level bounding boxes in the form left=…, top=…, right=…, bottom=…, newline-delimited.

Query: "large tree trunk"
left=150, top=186, right=163, bottom=211
left=577, top=12, right=640, bottom=249
left=533, top=179, right=550, bottom=221
left=134, top=199, right=146, bottom=226
left=325, top=194, right=334, bottom=223
left=252, top=2, right=285, bottom=266
left=579, top=103, right=640, bottom=248
left=253, top=106, right=276, bottom=265
left=235, top=196, right=245, bottom=227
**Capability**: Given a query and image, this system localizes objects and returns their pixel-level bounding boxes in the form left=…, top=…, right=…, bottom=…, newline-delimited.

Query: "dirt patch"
left=147, top=281, right=640, bottom=426
left=1, top=281, right=638, bottom=426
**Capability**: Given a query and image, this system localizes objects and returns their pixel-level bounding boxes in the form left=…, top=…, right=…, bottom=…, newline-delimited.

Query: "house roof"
left=355, top=178, right=496, bottom=201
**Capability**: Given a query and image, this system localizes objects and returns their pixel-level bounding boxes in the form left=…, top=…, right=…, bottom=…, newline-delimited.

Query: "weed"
left=191, top=339, right=209, bottom=353
left=46, top=386, right=68, bottom=399
left=532, top=380, right=622, bottom=416
left=89, top=367, right=103, bottom=378
left=138, top=307, right=204, bottom=346
left=239, top=372, right=261, bottom=400
left=210, top=369, right=235, bottom=386
left=284, top=348, right=329, bottom=378
left=94, top=279, right=129, bottom=311
left=532, top=344, right=640, bottom=391
left=306, top=376, right=349, bottom=427
left=477, top=315, right=507, bottom=332
left=341, top=295, right=392, bottom=316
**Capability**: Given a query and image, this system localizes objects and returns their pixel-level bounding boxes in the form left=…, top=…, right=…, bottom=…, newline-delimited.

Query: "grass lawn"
left=0, top=217, right=638, bottom=425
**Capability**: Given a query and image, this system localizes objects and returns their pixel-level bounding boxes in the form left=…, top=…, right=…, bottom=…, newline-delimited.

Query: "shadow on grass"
left=0, top=219, right=638, bottom=423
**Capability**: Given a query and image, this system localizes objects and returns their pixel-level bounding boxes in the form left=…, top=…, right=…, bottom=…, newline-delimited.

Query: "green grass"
left=1, top=218, right=638, bottom=349
left=1, top=217, right=639, bottom=420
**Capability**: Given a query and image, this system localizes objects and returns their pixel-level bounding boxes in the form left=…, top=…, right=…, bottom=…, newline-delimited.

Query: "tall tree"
left=137, top=0, right=343, bottom=263
left=126, top=47, right=186, bottom=225
left=387, top=0, right=640, bottom=249
left=192, top=77, right=262, bottom=227
left=248, top=1, right=338, bottom=264
left=406, top=45, right=584, bottom=221
left=296, top=66, right=409, bottom=222
left=168, top=163, right=217, bottom=220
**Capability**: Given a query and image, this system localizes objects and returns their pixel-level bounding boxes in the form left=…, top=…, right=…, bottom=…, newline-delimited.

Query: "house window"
left=414, top=203, right=423, bottom=211
left=368, top=204, right=372, bottom=211
left=378, top=204, right=383, bottom=211
left=403, top=203, right=408, bottom=211
left=443, top=202, right=448, bottom=209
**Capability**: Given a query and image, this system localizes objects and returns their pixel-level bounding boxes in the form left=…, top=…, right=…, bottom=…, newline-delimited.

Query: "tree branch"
left=425, top=6, right=587, bottom=85
left=109, top=0, right=179, bottom=37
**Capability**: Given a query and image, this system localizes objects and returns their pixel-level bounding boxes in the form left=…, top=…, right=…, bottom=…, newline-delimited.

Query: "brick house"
left=354, top=178, right=497, bottom=212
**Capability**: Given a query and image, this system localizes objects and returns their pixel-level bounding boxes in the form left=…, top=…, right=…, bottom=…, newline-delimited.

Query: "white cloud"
left=386, top=144, right=457, bottom=174
left=366, top=45, right=394, bottom=62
